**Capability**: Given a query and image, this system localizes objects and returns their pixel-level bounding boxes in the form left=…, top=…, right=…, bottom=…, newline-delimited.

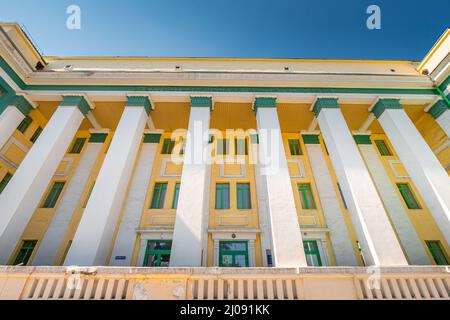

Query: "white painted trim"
left=0, top=136, right=29, bottom=168
left=210, top=231, right=258, bottom=267
left=388, top=159, right=410, bottom=179
left=287, top=158, right=306, bottom=178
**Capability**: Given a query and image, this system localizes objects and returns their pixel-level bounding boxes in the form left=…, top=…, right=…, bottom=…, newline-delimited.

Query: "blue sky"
left=0, top=0, right=448, bottom=60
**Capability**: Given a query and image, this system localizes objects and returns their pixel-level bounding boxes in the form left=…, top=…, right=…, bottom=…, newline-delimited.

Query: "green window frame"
left=172, top=183, right=180, bottom=209
left=235, top=138, right=248, bottom=155
left=303, top=240, right=322, bottom=266
left=29, top=126, right=43, bottom=143
left=150, top=183, right=167, bottom=209
left=215, top=183, right=230, bottom=209
left=143, top=240, right=172, bottom=267
left=397, top=183, right=421, bottom=209
left=13, top=240, right=37, bottom=265
left=42, top=182, right=65, bottom=208
left=219, top=241, right=249, bottom=267
left=374, top=140, right=393, bottom=156
left=288, top=139, right=302, bottom=156
left=236, top=183, right=251, bottom=209
left=0, top=172, right=12, bottom=194
left=297, top=183, right=317, bottom=209
left=161, top=139, right=175, bottom=154
left=426, top=241, right=449, bottom=265
left=216, top=139, right=229, bottom=155
left=17, top=115, right=32, bottom=134
left=69, top=137, right=87, bottom=154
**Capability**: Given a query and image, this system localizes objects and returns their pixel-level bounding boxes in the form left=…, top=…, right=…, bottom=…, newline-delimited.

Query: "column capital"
left=427, top=99, right=448, bottom=119
left=60, top=95, right=92, bottom=116
left=143, top=133, right=162, bottom=143
left=312, top=97, right=339, bottom=117
left=126, top=95, right=153, bottom=115
left=7, top=95, right=34, bottom=116
left=353, top=134, right=372, bottom=145
left=302, top=134, right=320, bottom=144
left=89, top=132, right=109, bottom=143
left=371, top=98, right=402, bottom=118
left=190, top=96, right=213, bottom=111
left=253, top=96, right=276, bottom=113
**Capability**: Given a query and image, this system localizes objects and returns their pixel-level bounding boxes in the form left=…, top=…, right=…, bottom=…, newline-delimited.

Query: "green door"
left=219, top=241, right=249, bottom=267
left=143, top=240, right=172, bottom=267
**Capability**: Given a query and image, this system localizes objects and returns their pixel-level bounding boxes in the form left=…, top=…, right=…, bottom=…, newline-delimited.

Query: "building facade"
left=0, top=24, right=449, bottom=299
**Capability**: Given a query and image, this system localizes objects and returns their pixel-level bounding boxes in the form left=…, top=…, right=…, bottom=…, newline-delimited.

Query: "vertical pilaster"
left=109, top=132, right=160, bottom=266
left=253, top=97, right=307, bottom=267
left=314, top=98, right=407, bottom=266
left=0, top=96, right=89, bottom=264
left=0, top=95, right=33, bottom=150
left=373, top=98, right=450, bottom=247
left=64, top=96, right=151, bottom=266
left=170, top=96, right=211, bottom=267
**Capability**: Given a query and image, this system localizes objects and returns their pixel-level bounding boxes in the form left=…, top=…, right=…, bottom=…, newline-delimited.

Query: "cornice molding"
left=371, top=98, right=402, bottom=118
left=312, top=97, right=339, bottom=117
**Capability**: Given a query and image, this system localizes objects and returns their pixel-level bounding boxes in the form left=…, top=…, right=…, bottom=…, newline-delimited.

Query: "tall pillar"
left=303, top=133, right=357, bottom=266
left=32, top=132, right=108, bottom=266
left=354, top=134, right=430, bottom=265
left=170, top=96, right=212, bottom=267
left=64, top=96, right=151, bottom=266
left=314, top=98, right=407, bottom=266
left=253, top=97, right=307, bottom=267
left=0, top=96, right=89, bottom=264
left=109, top=132, right=160, bottom=266
left=427, top=99, right=450, bottom=137
left=373, top=98, right=450, bottom=246
left=0, top=95, right=33, bottom=150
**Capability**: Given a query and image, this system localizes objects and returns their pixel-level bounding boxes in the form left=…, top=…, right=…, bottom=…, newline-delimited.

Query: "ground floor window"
left=426, top=240, right=449, bottom=265
left=13, top=240, right=37, bottom=265
left=303, top=240, right=322, bottom=266
left=143, top=240, right=172, bottom=267
left=219, top=241, right=248, bottom=267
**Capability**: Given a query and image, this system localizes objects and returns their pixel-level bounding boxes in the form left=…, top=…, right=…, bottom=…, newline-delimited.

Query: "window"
left=397, top=183, right=421, bottom=209
left=303, top=240, right=322, bottom=266
left=426, top=241, right=449, bottom=265
left=17, top=116, right=32, bottom=134
left=69, top=137, right=87, bottom=154
left=13, top=240, right=37, bottom=265
left=216, top=139, right=229, bottom=155
left=288, top=139, right=302, bottom=155
left=215, top=183, right=230, bottom=209
left=161, top=139, right=175, bottom=154
left=235, top=138, right=248, bottom=155
left=172, top=183, right=180, bottom=209
left=143, top=240, right=172, bottom=266
left=297, top=183, right=317, bottom=209
left=29, top=126, right=43, bottom=143
left=237, top=183, right=251, bottom=209
left=150, top=183, right=167, bottom=209
left=42, top=182, right=65, bottom=208
left=337, top=183, right=347, bottom=209
left=0, top=172, right=12, bottom=194
left=219, top=241, right=248, bottom=267
left=374, top=140, right=393, bottom=156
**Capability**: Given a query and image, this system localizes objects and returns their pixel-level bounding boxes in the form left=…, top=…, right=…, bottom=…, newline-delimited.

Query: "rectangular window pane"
left=298, top=183, right=317, bottom=209
left=150, top=183, right=167, bottom=209
left=0, top=172, right=12, bottom=194
left=288, top=139, right=302, bottom=156
left=426, top=241, right=449, bottom=265
left=13, top=240, right=37, bottom=265
left=69, top=137, right=87, bottom=154
left=303, top=240, right=322, bottom=266
left=397, top=183, right=421, bottom=209
left=17, top=116, right=32, bottom=134
left=216, top=139, right=229, bottom=155
left=235, top=138, right=248, bottom=155
left=30, top=126, right=43, bottom=143
left=172, top=183, right=180, bottom=209
left=374, top=140, right=393, bottom=156
left=215, top=183, right=230, bottom=209
left=161, top=139, right=175, bottom=154
left=42, top=182, right=65, bottom=208
left=237, top=183, right=251, bottom=209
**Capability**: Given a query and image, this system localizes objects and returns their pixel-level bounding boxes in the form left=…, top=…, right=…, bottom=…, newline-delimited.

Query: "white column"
left=250, top=135, right=273, bottom=267
left=0, top=103, right=86, bottom=264
left=109, top=133, right=159, bottom=266
left=64, top=100, right=150, bottom=266
left=427, top=100, right=450, bottom=137
left=0, top=95, right=33, bottom=151
left=170, top=97, right=211, bottom=267
left=314, top=98, right=408, bottom=266
left=253, top=98, right=307, bottom=267
left=374, top=99, right=450, bottom=246
left=436, top=109, right=450, bottom=137
left=304, top=137, right=357, bottom=266
left=32, top=134, right=106, bottom=266
left=356, top=137, right=430, bottom=265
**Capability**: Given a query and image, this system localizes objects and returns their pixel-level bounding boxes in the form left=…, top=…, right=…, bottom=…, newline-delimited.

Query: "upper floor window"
left=0, top=172, right=12, bottom=194
left=235, top=138, right=248, bottom=155
left=69, top=137, right=87, bottom=154
left=236, top=183, right=251, bottom=209
left=30, top=126, right=43, bottom=143
left=288, top=139, right=302, bottom=156
left=42, top=182, right=65, bottom=208
left=297, top=183, right=317, bottom=209
left=13, top=240, right=37, bottom=265
left=374, top=140, right=393, bottom=156
left=161, top=139, right=175, bottom=154
left=215, top=183, right=230, bottom=209
left=396, top=183, right=421, bottom=209
left=172, top=183, right=180, bottom=209
left=17, top=116, right=32, bottom=134
left=150, top=183, right=167, bottom=209
left=426, top=240, right=449, bottom=265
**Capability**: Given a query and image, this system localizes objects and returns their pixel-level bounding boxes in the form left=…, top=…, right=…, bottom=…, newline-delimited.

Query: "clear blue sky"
left=0, top=0, right=448, bottom=60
